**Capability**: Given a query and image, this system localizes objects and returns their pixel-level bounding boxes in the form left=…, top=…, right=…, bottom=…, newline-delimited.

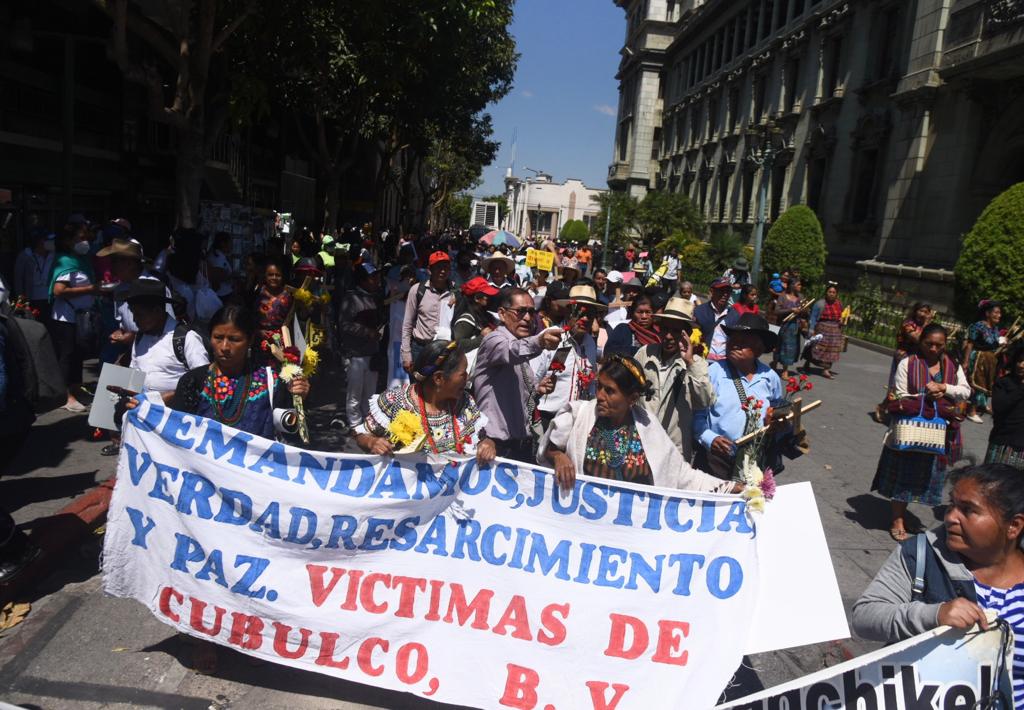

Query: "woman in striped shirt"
left=853, top=463, right=1024, bottom=706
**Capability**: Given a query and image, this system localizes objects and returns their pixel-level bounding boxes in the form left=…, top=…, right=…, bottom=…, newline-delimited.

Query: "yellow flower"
left=279, top=363, right=301, bottom=382
left=293, top=288, right=314, bottom=309
left=301, top=348, right=319, bottom=378
left=746, top=496, right=765, bottom=513
left=319, top=293, right=331, bottom=305
left=387, top=410, right=423, bottom=447
left=691, top=327, right=702, bottom=344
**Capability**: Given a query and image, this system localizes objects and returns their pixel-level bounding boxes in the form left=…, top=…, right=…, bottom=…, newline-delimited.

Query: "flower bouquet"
left=387, top=410, right=426, bottom=454
left=734, top=397, right=777, bottom=513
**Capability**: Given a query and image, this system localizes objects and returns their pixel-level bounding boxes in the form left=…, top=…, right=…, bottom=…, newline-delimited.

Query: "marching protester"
left=805, top=282, right=845, bottom=379
left=605, top=294, right=660, bottom=357
left=355, top=340, right=495, bottom=465
left=874, top=302, right=933, bottom=423
left=634, top=297, right=713, bottom=461
left=473, top=288, right=561, bottom=463
left=401, top=251, right=453, bottom=372
left=49, top=222, right=102, bottom=413
left=451, top=277, right=498, bottom=354
left=539, top=354, right=737, bottom=493
left=853, top=463, right=1024, bottom=706
left=732, top=284, right=760, bottom=316
left=531, top=284, right=603, bottom=431
left=679, top=280, right=698, bottom=306
left=870, top=323, right=970, bottom=542
left=338, top=262, right=383, bottom=432
left=963, top=299, right=1003, bottom=423
left=986, top=341, right=1024, bottom=470
left=13, top=228, right=54, bottom=320
left=483, top=252, right=516, bottom=289
left=772, top=277, right=805, bottom=381
left=694, top=277, right=739, bottom=362
left=693, top=313, right=783, bottom=479
left=254, top=255, right=294, bottom=347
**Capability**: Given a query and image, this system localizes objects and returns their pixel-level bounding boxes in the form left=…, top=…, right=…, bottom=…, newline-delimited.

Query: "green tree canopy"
left=635, top=191, right=705, bottom=245
left=591, top=192, right=638, bottom=247
left=955, top=182, right=1024, bottom=322
left=763, top=205, right=827, bottom=289
left=560, top=219, right=590, bottom=243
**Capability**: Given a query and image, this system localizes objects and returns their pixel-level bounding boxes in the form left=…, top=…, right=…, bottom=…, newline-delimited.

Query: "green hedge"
left=762, top=205, right=826, bottom=289
left=955, top=182, right=1024, bottom=322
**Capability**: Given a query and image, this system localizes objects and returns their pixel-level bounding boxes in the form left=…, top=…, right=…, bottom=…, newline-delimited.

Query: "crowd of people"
left=0, top=213, right=1023, bottom=695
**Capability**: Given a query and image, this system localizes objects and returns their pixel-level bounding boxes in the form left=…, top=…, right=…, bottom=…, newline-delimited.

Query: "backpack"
left=0, top=307, right=66, bottom=413
left=170, top=321, right=211, bottom=367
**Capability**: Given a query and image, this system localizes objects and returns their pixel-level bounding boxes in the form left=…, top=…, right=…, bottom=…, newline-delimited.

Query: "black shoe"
left=101, top=443, right=120, bottom=456
left=0, top=542, right=41, bottom=585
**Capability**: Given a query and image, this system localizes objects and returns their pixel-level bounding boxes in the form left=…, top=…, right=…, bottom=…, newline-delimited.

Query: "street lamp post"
left=602, top=200, right=612, bottom=269
left=746, top=123, right=781, bottom=285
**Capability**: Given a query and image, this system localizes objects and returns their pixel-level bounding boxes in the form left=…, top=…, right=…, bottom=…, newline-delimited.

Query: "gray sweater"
left=851, top=527, right=975, bottom=643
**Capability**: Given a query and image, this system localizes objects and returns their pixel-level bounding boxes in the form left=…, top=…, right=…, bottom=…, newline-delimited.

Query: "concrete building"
left=608, top=0, right=1024, bottom=307
left=503, top=171, right=607, bottom=242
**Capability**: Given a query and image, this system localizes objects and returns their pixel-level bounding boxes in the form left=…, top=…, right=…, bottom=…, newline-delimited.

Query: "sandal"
left=822, top=370, right=835, bottom=379
left=889, top=527, right=910, bottom=542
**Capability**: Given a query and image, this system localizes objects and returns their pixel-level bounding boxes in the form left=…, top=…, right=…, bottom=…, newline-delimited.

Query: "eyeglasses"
left=504, top=306, right=537, bottom=319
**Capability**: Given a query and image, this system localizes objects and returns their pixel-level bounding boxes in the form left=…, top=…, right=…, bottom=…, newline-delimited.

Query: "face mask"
left=43, top=241, right=55, bottom=252
left=73, top=241, right=91, bottom=255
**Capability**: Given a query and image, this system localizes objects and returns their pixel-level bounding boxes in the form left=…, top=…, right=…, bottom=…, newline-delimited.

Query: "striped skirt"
left=871, top=446, right=948, bottom=506
left=811, top=320, right=843, bottom=365
left=775, top=320, right=802, bottom=366
left=986, top=443, right=1024, bottom=471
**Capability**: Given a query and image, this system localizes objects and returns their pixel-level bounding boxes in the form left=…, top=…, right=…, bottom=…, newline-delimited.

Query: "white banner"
left=103, top=395, right=770, bottom=708
left=719, top=616, right=1015, bottom=709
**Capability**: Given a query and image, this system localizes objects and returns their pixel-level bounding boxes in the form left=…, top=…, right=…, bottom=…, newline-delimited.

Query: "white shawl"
left=537, top=400, right=734, bottom=494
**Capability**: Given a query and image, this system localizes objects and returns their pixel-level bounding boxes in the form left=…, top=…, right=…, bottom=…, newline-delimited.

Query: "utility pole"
left=602, top=200, right=612, bottom=269
left=748, top=123, right=779, bottom=285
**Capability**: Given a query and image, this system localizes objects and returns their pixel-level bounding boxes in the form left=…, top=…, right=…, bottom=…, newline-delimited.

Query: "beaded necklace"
left=414, top=385, right=463, bottom=455
left=207, top=367, right=252, bottom=425
left=585, top=417, right=646, bottom=473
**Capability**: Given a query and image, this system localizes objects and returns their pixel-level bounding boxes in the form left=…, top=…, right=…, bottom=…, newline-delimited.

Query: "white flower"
left=280, top=363, right=301, bottom=382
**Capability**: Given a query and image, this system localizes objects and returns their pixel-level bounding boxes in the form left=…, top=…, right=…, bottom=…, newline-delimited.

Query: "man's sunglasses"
left=504, top=306, right=537, bottom=319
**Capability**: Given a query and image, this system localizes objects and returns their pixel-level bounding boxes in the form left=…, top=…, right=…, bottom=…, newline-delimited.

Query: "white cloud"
left=521, top=89, right=534, bottom=98
left=594, top=104, right=616, bottom=116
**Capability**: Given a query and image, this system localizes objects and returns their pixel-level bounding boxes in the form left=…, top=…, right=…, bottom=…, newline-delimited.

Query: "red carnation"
left=799, top=374, right=808, bottom=382
left=283, top=346, right=301, bottom=364
left=804, top=382, right=814, bottom=391
left=549, top=361, right=566, bottom=373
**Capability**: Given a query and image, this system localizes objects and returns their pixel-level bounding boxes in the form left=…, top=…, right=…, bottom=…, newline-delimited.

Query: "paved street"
left=0, top=345, right=994, bottom=709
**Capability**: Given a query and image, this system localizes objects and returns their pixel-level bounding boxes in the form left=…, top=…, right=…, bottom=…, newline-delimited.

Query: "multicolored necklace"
left=208, top=367, right=252, bottom=425
left=414, top=385, right=463, bottom=455
left=585, top=418, right=645, bottom=471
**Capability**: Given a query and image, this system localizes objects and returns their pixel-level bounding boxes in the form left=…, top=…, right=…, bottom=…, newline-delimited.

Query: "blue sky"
left=474, top=0, right=624, bottom=198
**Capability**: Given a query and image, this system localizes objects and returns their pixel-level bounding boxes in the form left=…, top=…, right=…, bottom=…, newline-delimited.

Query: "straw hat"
left=654, top=297, right=695, bottom=326
left=555, top=284, right=607, bottom=310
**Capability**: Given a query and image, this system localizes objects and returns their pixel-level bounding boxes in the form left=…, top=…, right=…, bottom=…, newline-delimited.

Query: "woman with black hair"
left=732, top=284, right=760, bottom=316
left=987, top=342, right=1024, bottom=470
left=854, top=462, right=1024, bottom=707
left=871, top=323, right=971, bottom=542
left=539, top=354, right=737, bottom=494
left=164, top=304, right=310, bottom=438
left=604, top=294, right=660, bottom=358
left=964, top=299, right=1004, bottom=422
left=355, top=339, right=495, bottom=465
left=254, top=254, right=294, bottom=346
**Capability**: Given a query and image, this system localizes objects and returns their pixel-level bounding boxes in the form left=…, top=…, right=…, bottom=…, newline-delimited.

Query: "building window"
left=618, top=121, right=631, bottom=162
left=533, top=211, right=553, bottom=234
left=652, top=127, right=662, bottom=160
left=753, top=75, right=767, bottom=124
left=793, top=0, right=806, bottom=17
left=761, top=0, right=775, bottom=40
left=718, top=170, right=731, bottom=222
left=823, top=35, right=844, bottom=98
left=807, top=157, right=827, bottom=213
left=690, top=107, right=701, bottom=146
left=784, top=56, right=801, bottom=114
left=676, top=115, right=685, bottom=151
left=770, top=164, right=787, bottom=221
left=742, top=170, right=756, bottom=222
left=871, top=6, right=903, bottom=82
left=728, top=86, right=741, bottom=133
left=850, top=149, right=880, bottom=224
left=707, top=95, right=718, bottom=139
left=667, top=0, right=676, bottom=22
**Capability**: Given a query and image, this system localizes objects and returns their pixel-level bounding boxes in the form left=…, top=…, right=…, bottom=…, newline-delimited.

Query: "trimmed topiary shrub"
left=763, top=204, right=826, bottom=289
left=955, top=182, right=1024, bottom=323
left=560, top=219, right=590, bottom=243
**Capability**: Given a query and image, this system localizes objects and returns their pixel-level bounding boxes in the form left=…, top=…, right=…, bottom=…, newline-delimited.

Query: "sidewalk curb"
left=0, top=476, right=115, bottom=606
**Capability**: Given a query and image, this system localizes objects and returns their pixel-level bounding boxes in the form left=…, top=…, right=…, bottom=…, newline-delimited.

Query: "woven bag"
left=888, top=397, right=947, bottom=455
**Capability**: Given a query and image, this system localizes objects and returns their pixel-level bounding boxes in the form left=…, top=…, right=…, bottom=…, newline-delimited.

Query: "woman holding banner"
left=355, top=339, right=496, bottom=465
left=538, top=354, right=737, bottom=494
left=167, top=305, right=309, bottom=439
left=853, top=463, right=1024, bottom=707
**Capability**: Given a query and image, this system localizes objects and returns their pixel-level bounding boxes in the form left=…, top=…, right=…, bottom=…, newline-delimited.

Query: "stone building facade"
left=503, top=172, right=606, bottom=242
left=609, top=0, right=1024, bottom=307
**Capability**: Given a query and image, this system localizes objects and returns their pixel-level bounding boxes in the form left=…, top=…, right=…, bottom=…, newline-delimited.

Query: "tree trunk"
left=322, top=169, right=342, bottom=233
left=176, top=128, right=206, bottom=229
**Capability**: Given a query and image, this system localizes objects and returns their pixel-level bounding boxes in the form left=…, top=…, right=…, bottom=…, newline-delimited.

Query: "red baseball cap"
left=461, top=276, right=499, bottom=297
left=428, top=251, right=451, bottom=267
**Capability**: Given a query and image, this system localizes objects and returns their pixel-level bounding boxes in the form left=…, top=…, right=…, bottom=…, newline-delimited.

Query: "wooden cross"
left=735, top=398, right=822, bottom=447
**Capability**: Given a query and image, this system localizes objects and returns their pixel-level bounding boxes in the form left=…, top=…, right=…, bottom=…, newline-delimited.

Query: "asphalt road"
left=0, top=346, right=994, bottom=709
